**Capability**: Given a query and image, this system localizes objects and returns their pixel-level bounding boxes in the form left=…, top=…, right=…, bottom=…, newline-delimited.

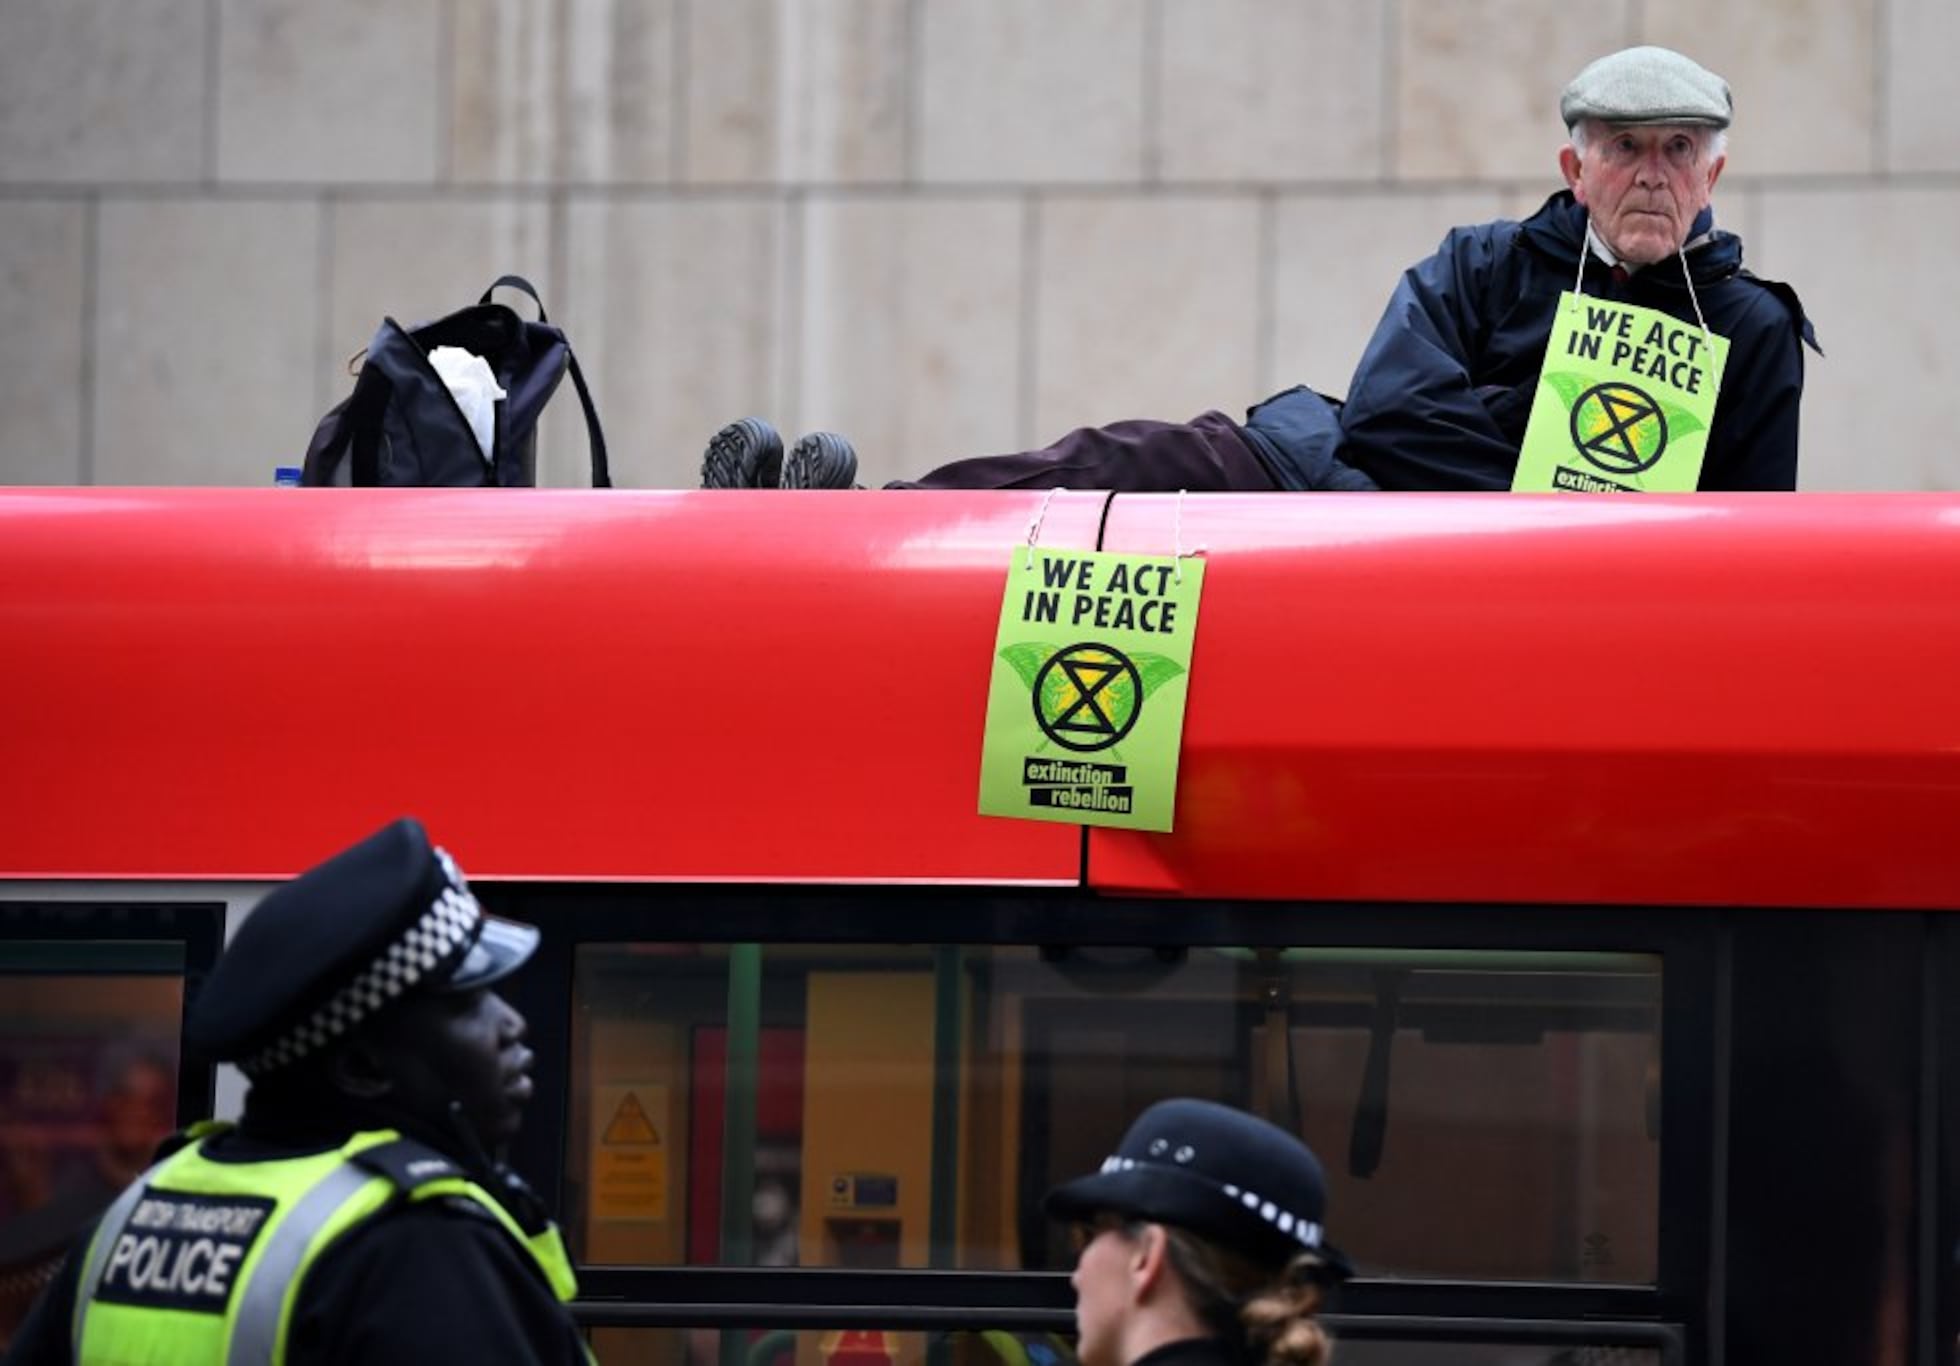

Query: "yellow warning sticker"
left=591, top=1082, right=668, bottom=1222
left=602, top=1091, right=661, bottom=1146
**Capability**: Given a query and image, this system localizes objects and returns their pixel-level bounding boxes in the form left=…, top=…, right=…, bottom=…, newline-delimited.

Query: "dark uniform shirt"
left=1126, top=1337, right=1246, bottom=1366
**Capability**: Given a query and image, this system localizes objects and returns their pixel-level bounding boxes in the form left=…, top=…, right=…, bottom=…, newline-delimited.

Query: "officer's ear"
left=327, top=1036, right=397, bottom=1101
left=1130, top=1222, right=1173, bottom=1301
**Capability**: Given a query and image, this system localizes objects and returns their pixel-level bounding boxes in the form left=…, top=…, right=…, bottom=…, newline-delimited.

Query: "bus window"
left=0, top=942, right=184, bottom=1347
left=579, top=1325, right=1669, bottom=1366
left=1335, top=1345, right=1663, bottom=1365
left=565, top=940, right=1660, bottom=1286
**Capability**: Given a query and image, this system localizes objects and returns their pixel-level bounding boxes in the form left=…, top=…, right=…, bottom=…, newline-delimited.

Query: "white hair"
left=1568, top=118, right=1727, bottom=161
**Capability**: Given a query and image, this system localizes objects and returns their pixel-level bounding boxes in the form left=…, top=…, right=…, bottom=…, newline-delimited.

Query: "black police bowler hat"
left=1044, top=1098, right=1352, bottom=1280
left=186, top=817, right=538, bottom=1078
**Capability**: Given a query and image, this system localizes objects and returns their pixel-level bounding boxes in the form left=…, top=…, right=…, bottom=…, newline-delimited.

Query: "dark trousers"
left=887, top=410, right=1281, bottom=492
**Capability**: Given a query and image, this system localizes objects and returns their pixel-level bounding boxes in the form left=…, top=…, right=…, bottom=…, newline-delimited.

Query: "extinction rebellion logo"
left=994, top=639, right=1185, bottom=816
left=1552, top=379, right=1679, bottom=493
left=1571, top=382, right=1667, bottom=475
left=1032, top=643, right=1142, bottom=752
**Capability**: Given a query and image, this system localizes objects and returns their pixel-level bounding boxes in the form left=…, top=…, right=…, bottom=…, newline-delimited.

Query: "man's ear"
left=328, top=1039, right=395, bottom=1101
left=1703, top=150, right=1727, bottom=198
left=1558, top=144, right=1587, bottom=203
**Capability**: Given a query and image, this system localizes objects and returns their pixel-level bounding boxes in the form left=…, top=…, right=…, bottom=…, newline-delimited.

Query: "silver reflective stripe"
left=71, top=1175, right=154, bottom=1364
left=225, top=1161, right=378, bottom=1366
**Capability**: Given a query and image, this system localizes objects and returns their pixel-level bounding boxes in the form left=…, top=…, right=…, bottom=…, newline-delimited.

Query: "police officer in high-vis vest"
left=3, top=817, right=592, bottom=1365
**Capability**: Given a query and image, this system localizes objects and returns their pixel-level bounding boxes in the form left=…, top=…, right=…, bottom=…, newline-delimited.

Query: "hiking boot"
left=701, top=417, right=784, bottom=488
left=779, top=431, right=860, bottom=489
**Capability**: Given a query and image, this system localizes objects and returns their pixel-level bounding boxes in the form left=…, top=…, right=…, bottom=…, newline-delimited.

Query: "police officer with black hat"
left=3, top=817, right=591, bottom=1365
left=1045, top=1099, right=1351, bottom=1366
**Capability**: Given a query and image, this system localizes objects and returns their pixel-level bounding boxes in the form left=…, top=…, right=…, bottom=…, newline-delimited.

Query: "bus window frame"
left=483, top=884, right=1718, bottom=1354
left=1934, top=914, right=1957, bottom=1366
left=566, top=1298, right=1687, bottom=1365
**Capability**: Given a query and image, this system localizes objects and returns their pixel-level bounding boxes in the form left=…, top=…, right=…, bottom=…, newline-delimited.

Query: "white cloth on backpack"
left=427, top=346, right=506, bottom=462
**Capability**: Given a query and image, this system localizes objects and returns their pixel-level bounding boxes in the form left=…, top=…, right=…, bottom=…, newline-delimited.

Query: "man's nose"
left=493, top=991, right=529, bottom=1043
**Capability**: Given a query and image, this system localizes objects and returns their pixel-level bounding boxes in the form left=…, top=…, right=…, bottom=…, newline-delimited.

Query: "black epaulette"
left=347, top=1137, right=471, bottom=1193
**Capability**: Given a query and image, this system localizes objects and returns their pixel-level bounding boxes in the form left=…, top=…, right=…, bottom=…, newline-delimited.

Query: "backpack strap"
left=563, top=348, right=611, bottom=488
left=480, top=275, right=549, bottom=322
left=478, top=275, right=610, bottom=488
left=301, top=364, right=391, bottom=487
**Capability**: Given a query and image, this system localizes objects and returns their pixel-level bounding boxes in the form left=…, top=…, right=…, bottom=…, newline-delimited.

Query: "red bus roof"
left=3, top=488, right=1956, bottom=909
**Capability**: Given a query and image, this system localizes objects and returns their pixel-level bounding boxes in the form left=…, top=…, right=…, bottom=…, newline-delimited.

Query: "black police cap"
left=186, top=817, right=538, bottom=1078
left=1044, top=1097, right=1352, bottom=1279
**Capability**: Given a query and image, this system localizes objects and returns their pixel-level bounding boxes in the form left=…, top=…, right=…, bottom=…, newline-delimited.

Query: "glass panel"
left=584, top=1328, right=1070, bottom=1366
left=567, top=942, right=1660, bottom=1283
left=0, top=947, right=185, bottom=1347
left=582, top=1327, right=1662, bottom=1366
left=1336, top=1346, right=1661, bottom=1365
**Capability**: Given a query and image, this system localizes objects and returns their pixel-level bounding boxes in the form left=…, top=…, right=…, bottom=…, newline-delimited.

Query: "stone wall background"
left=1, top=0, right=1954, bottom=491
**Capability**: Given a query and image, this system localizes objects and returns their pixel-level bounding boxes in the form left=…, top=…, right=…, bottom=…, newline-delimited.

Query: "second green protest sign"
left=978, top=548, right=1205, bottom=833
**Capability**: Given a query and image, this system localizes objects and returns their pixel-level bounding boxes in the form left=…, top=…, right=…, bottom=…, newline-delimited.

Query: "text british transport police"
left=94, top=1190, right=276, bottom=1312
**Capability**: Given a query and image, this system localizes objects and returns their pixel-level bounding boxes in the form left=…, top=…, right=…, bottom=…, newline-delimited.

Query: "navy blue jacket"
left=1331, top=191, right=1817, bottom=492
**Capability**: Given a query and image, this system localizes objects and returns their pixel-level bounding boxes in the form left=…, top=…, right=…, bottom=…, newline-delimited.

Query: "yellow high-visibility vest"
left=71, top=1123, right=581, bottom=1365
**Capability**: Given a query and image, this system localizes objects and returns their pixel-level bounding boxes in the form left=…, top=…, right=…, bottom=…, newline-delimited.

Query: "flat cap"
left=1044, top=1097, right=1352, bottom=1280
left=1561, top=46, right=1732, bottom=130
left=187, top=817, right=538, bottom=1077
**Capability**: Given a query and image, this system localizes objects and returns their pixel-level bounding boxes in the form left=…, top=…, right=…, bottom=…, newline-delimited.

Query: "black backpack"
left=302, top=275, right=610, bottom=488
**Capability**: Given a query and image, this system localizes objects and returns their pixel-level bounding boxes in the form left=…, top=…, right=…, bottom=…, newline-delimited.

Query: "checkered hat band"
left=1096, top=1154, right=1325, bottom=1250
left=239, top=883, right=482, bottom=1077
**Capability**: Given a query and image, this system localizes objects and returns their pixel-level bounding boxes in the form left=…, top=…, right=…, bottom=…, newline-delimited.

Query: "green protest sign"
left=978, top=548, right=1205, bottom=833
left=1513, top=292, right=1729, bottom=493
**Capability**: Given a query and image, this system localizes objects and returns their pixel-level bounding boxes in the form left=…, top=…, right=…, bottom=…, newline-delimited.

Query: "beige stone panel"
left=1643, top=0, right=1876, bottom=176
left=0, top=202, right=86, bottom=483
left=794, top=197, right=1022, bottom=486
left=217, top=0, right=441, bottom=183
left=1886, top=0, right=1960, bottom=172
left=0, top=0, right=204, bottom=183
left=782, top=0, right=910, bottom=183
left=918, top=0, right=1144, bottom=184
left=1271, top=189, right=1506, bottom=399
left=1033, top=196, right=1260, bottom=439
left=451, top=0, right=679, bottom=185
left=683, top=0, right=784, bottom=184
left=326, top=199, right=556, bottom=372
left=94, top=200, right=320, bottom=485
left=1158, top=0, right=1385, bottom=182
left=1396, top=0, right=1632, bottom=182
left=1499, top=183, right=1564, bottom=221
left=554, top=199, right=784, bottom=488
left=1754, top=187, right=1960, bottom=490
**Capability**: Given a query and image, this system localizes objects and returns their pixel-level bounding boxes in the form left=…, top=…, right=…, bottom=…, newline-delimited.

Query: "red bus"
left=3, top=487, right=1956, bottom=1366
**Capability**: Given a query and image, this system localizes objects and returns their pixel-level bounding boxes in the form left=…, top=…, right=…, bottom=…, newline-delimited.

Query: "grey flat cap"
left=1561, top=46, right=1732, bottom=130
